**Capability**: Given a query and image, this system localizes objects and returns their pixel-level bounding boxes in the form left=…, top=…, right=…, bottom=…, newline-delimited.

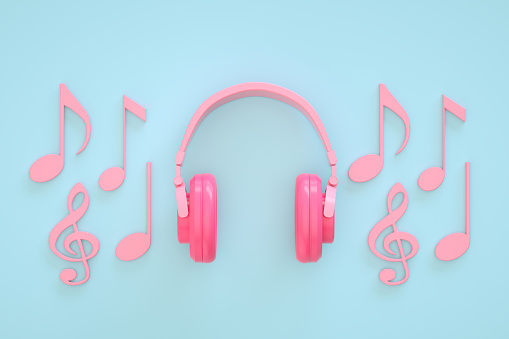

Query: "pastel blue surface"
left=1, top=1, right=508, bottom=338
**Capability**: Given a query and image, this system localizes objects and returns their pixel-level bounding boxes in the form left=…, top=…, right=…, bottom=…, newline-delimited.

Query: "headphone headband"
left=174, top=82, right=338, bottom=218
left=177, top=82, right=335, bottom=161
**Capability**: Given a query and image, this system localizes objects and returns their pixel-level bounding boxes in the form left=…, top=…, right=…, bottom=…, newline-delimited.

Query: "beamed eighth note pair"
left=31, top=82, right=470, bottom=286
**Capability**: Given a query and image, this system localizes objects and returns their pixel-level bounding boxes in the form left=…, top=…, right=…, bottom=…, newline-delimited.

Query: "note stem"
left=123, top=106, right=127, bottom=171
left=146, top=162, right=151, bottom=237
left=442, top=104, right=446, bottom=171
left=379, top=92, right=384, bottom=159
left=466, top=162, right=470, bottom=237
left=59, top=93, right=65, bottom=159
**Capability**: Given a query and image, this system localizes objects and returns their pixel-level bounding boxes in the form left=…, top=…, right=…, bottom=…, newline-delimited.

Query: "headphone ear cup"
left=189, top=174, right=217, bottom=263
left=189, top=175, right=202, bottom=262
left=295, top=174, right=310, bottom=262
left=201, top=174, right=217, bottom=263
left=309, top=174, right=323, bottom=262
left=295, top=173, right=323, bottom=263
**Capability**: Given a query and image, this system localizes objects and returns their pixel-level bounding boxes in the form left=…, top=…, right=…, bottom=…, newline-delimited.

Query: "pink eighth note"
left=99, top=95, right=146, bottom=191
left=116, top=162, right=152, bottom=261
left=418, top=95, right=465, bottom=191
left=29, top=84, right=91, bottom=182
left=435, top=162, right=471, bottom=261
left=348, top=84, right=410, bottom=183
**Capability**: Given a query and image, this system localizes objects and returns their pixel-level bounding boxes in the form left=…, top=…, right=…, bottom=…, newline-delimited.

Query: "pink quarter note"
left=348, top=84, right=410, bottom=182
left=435, top=162, right=471, bottom=261
left=48, top=183, right=99, bottom=285
left=418, top=95, right=465, bottom=191
left=29, top=84, right=91, bottom=182
left=368, top=183, right=419, bottom=285
left=116, top=162, right=152, bottom=261
left=99, top=95, right=146, bottom=191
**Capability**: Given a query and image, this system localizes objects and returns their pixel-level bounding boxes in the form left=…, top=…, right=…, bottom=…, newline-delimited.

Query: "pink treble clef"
left=368, top=183, right=419, bottom=285
left=48, top=183, right=99, bottom=285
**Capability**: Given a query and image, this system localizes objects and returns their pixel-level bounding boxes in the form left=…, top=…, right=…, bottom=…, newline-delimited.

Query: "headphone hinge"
left=174, top=164, right=189, bottom=218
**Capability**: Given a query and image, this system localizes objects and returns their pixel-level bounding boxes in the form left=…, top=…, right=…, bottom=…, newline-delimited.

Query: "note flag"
left=116, top=162, right=152, bottom=261
left=349, top=84, right=410, bottom=183
left=29, top=84, right=91, bottom=182
left=418, top=95, right=465, bottom=191
left=435, top=162, right=471, bottom=261
left=99, top=96, right=146, bottom=191
left=368, top=183, right=419, bottom=285
left=49, top=183, right=99, bottom=285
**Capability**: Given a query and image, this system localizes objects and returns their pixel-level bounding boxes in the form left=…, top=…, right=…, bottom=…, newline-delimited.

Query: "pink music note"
left=435, top=162, right=471, bottom=261
left=99, top=95, right=146, bottom=191
left=29, top=84, right=91, bottom=182
left=349, top=84, right=410, bottom=182
left=418, top=95, right=465, bottom=191
left=49, top=183, right=99, bottom=285
left=116, top=162, right=152, bottom=261
left=368, top=183, right=419, bottom=285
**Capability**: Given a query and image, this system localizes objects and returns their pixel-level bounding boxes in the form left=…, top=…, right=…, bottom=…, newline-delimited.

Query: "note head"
left=116, top=232, right=150, bottom=261
left=99, top=166, right=125, bottom=191
left=418, top=167, right=444, bottom=191
left=435, top=233, right=469, bottom=261
left=348, top=154, right=383, bottom=182
left=29, top=154, right=64, bottom=182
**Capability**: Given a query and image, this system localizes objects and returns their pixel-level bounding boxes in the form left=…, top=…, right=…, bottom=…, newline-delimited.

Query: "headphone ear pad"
left=189, top=174, right=217, bottom=263
left=295, top=174, right=323, bottom=263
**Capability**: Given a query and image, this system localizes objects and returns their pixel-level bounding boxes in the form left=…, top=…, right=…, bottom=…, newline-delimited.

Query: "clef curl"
left=368, top=183, right=419, bottom=285
left=49, top=183, right=99, bottom=285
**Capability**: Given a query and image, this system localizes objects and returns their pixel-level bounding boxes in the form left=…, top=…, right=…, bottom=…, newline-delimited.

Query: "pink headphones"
left=174, top=82, right=338, bottom=263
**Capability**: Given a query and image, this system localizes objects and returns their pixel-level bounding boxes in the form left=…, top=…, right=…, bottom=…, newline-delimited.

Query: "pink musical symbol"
left=116, top=162, right=152, bottom=261
left=368, top=183, right=419, bottom=285
left=29, top=84, right=91, bottom=182
left=435, top=162, right=471, bottom=261
left=48, top=183, right=99, bottom=285
left=349, top=84, right=410, bottom=182
left=418, top=95, right=465, bottom=191
left=99, top=95, right=146, bottom=191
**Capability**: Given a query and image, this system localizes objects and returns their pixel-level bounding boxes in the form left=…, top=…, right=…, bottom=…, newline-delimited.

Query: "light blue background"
left=1, top=1, right=508, bottom=338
